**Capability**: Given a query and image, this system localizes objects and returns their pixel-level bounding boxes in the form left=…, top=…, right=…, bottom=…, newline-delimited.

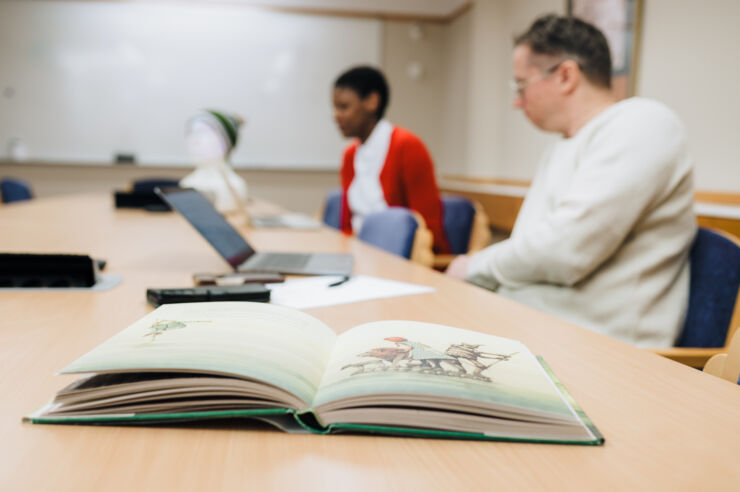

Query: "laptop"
left=155, top=187, right=353, bottom=276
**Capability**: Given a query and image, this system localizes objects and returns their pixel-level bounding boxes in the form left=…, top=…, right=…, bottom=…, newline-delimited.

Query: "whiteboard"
left=0, top=1, right=381, bottom=168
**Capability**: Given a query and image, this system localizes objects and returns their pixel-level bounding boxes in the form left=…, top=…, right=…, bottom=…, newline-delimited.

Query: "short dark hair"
left=514, top=14, right=612, bottom=89
left=334, top=66, right=390, bottom=119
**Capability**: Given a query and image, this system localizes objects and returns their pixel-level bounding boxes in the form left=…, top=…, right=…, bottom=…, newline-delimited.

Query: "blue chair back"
left=678, top=227, right=740, bottom=347
left=0, top=177, right=33, bottom=203
left=442, top=195, right=476, bottom=254
left=358, top=207, right=418, bottom=259
left=132, top=178, right=180, bottom=193
left=323, top=188, right=342, bottom=230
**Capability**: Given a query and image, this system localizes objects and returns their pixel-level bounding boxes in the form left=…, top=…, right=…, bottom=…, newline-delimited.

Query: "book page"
left=61, top=302, right=337, bottom=408
left=312, top=321, right=576, bottom=421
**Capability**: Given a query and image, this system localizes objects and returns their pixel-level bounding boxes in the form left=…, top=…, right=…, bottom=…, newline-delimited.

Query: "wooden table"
left=1, top=194, right=739, bottom=491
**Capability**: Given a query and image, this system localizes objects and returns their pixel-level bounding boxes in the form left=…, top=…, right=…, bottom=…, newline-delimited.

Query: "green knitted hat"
left=205, top=110, right=241, bottom=149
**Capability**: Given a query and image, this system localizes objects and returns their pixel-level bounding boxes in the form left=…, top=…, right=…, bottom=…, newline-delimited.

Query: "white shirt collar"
left=356, top=119, right=394, bottom=160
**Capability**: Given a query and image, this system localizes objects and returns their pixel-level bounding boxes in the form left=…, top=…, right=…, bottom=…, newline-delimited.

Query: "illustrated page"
left=313, top=320, right=576, bottom=419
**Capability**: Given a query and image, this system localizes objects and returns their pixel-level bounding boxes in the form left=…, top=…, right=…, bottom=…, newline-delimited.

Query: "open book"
left=26, top=302, right=603, bottom=445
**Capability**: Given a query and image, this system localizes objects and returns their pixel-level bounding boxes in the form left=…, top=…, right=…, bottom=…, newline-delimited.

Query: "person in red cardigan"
left=332, top=66, right=450, bottom=254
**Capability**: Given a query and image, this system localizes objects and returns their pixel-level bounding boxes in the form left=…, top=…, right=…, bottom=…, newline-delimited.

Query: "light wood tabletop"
left=1, top=193, right=739, bottom=491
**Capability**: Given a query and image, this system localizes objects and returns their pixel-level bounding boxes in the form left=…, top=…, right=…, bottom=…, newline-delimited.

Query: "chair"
left=703, top=329, right=740, bottom=384
left=433, top=195, right=492, bottom=269
left=131, top=178, right=180, bottom=193
left=441, top=195, right=476, bottom=254
left=652, top=227, right=740, bottom=367
left=322, top=188, right=342, bottom=230
left=358, top=207, right=433, bottom=266
left=0, top=177, right=33, bottom=203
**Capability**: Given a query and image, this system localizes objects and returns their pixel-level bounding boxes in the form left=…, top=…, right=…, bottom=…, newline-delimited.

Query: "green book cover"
left=26, top=302, right=604, bottom=445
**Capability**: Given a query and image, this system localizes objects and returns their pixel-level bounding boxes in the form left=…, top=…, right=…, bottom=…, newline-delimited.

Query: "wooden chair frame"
left=703, top=330, right=740, bottom=383
left=408, top=211, right=434, bottom=268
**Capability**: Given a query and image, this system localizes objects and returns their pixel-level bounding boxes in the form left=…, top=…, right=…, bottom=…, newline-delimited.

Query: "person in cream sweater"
left=447, top=15, right=696, bottom=348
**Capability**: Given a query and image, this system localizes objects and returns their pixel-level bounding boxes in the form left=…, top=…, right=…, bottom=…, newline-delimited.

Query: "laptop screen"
left=155, top=188, right=255, bottom=269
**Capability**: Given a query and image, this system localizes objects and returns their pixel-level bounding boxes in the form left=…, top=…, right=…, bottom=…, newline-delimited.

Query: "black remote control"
left=146, top=284, right=270, bottom=307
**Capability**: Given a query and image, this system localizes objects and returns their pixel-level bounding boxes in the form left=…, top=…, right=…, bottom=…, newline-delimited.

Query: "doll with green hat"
left=180, top=109, right=248, bottom=213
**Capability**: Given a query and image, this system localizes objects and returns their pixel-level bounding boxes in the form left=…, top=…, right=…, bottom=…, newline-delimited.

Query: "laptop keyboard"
left=248, top=253, right=311, bottom=269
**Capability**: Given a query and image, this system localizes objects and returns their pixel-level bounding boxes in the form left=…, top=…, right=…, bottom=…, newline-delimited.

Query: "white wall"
left=382, top=21, right=449, bottom=168
left=498, top=0, right=563, bottom=180
left=439, top=0, right=562, bottom=179
left=381, top=15, right=476, bottom=177
left=438, top=9, right=472, bottom=175
left=442, top=0, right=740, bottom=192
left=1, top=11, right=463, bottom=212
left=0, top=1, right=382, bottom=168
left=460, top=0, right=509, bottom=177
left=638, top=0, right=740, bottom=192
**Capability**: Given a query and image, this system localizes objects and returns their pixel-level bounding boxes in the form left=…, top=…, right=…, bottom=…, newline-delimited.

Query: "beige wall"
left=440, top=0, right=562, bottom=179
left=382, top=21, right=448, bottom=168
left=442, top=0, right=740, bottom=192
left=438, top=9, right=472, bottom=175
left=498, top=0, right=563, bottom=180
left=638, top=0, right=740, bottom=192
left=380, top=15, right=474, bottom=177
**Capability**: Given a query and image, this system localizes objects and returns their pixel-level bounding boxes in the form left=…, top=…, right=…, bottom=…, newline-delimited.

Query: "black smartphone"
left=146, top=284, right=270, bottom=307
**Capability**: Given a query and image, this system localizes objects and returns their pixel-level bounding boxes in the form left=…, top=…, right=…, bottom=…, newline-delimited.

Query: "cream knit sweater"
left=466, top=98, right=696, bottom=348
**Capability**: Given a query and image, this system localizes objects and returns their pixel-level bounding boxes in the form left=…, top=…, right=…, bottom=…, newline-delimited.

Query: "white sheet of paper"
left=266, top=275, right=434, bottom=309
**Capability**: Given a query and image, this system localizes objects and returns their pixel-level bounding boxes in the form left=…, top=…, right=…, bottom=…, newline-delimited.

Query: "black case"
left=113, top=190, right=171, bottom=212
left=0, top=253, right=99, bottom=288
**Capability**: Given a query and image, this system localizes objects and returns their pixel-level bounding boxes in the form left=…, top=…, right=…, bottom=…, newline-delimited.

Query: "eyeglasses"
left=509, top=61, right=565, bottom=97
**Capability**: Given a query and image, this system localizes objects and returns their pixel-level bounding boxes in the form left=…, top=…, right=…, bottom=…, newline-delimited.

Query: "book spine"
left=294, top=409, right=331, bottom=434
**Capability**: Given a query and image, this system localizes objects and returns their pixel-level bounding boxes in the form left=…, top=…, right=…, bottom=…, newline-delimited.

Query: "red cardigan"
left=340, top=126, right=450, bottom=254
